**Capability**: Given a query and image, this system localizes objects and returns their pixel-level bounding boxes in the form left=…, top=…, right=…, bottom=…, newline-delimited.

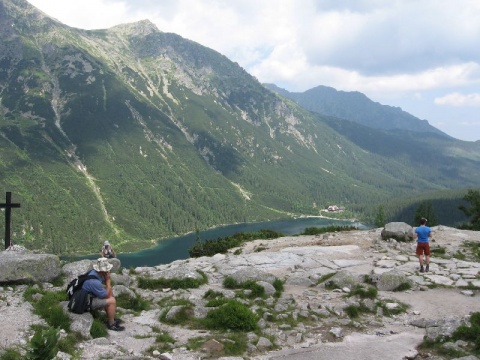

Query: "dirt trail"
left=384, top=287, right=479, bottom=320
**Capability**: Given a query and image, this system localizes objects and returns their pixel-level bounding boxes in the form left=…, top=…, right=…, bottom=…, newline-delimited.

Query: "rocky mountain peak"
left=108, top=19, right=160, bottom=37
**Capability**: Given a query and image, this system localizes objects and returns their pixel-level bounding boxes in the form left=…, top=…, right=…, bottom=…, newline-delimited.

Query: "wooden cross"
left=0, top=192, right=21, bottom=249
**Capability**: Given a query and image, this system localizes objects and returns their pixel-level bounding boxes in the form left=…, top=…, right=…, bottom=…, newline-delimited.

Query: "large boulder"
left=229, top=268, right=276, bottom=284
left=62, top=258, right=121, bottom=283
left=151, top=267, right=204, bottom=281
left=381, top=222, right=414, bottom=242
left=323, top=270, right=363, bottom=290
left=0, top=251, right=61, bottom=283
left=375, top=269, right=413, bottom=291
left=61, top=302, right=94, bottom=339
left=62, top=259, right=94, bottom=283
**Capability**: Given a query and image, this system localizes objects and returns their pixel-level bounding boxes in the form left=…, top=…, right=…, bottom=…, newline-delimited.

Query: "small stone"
left=329, top=327, right=344, bottom=338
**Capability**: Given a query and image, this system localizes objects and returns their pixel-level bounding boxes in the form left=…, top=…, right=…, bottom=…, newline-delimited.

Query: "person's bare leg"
left=105, top=297, right=116, bottom=324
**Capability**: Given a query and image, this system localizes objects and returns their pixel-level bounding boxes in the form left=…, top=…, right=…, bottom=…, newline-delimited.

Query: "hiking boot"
left=108, top=322, right=125, bottom=331
left=425, top=264, right=429, bottom=272
left=114, top=318, right=124, bottom=325
left=420, top=266, right=424, bottom=273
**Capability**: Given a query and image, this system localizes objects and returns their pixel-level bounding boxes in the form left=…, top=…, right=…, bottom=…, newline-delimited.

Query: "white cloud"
left=252, top=60, right=480, bottom=95
left=28, top=0, right=137, bottom=29
left=434, top=93, right=480, bottom=107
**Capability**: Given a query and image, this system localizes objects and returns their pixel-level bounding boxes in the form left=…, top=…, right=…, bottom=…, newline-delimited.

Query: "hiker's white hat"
left=103, top=240, right=110, bottom=246
left=93, top=257, right=113, bottom=272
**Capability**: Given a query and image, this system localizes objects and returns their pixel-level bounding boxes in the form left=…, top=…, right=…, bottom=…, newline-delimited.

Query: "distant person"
left=101, top=240, right=116, bottom=258
left=82, top=258, right=125, bottom=331
left=414, top=217, right=432, bottom=272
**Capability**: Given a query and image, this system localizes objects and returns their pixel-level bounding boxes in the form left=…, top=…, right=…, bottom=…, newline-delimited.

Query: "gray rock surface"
left=381, top=222, right=414, bottom=241
left=0, top=251, right=61, bottom=283
left=1, top=225, right=479, bottom=359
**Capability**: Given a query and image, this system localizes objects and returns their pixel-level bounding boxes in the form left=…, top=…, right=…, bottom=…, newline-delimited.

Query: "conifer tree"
left=374, top=205, right=387, bottom=227
left=458, top=189, right=480, bottom=230
left=414, top=201, right=438, bottom=226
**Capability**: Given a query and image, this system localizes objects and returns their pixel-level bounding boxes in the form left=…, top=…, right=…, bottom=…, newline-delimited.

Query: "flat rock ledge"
left=0, top=225, right=479, bottom=360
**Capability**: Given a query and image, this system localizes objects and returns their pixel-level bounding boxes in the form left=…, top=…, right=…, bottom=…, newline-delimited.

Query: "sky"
left=26, top=0, right=480, bottom=142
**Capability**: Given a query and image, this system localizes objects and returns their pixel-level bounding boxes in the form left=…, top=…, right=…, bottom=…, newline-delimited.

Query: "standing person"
left=414, top=217, right=432, bottom=272
left=82, top=258, right=125, bottom=331
left=101, top=240, right=116, bottom=258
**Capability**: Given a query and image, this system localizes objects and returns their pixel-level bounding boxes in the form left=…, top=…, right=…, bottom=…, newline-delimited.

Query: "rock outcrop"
left=0, top=248, right=61, bottom=283
left=0, top=225, right=479, bottom=360
left=381, top=222, right=414, bottom=242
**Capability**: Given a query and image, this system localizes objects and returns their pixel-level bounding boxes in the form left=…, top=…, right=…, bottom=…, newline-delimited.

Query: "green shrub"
left=431, top=247, right=446, bottom=255
left=350, top=285, right=378, bottom=299
left=222, top=277, right=266, bottom=298
left=189, top=229, right=284, bottom=257
left=324, top=280, right=340, bottom=290
left=316, top=272, right=336, bottom=286
left=158, top=297, right=193, bottom=308
left=116, top=293, right=150, bottom=313
left=186, top=336, right=205, bottom=351
left=203, top=300, right=258, bottom=331
left=345, top=304, right=360, bottom=318
left=301, top=225, right=357, bottom=235
left=206, top=298, right=230, bottom=307
left=222, top=333, right=249, bottom=356
left=273, top=279, right=284, bottom=298
left=452, top=312, right=480, bottom=351
left=242, top=281, right=265, bottom=298
left=138, top=272, right=207, bottom=290
left=156, top=332, right=175, bottom=344
left=57, top=333, right=83, bottom=354
left=223, top=276, right=238, bottom=289
left=160, top=306, right=194, bottom=325
left=393, top=282, right=412, bottom=292
left=90, top=318, right=108, bottom=338
left=0, top=348, right=23, bottom=360
left=420, top=312, right=480, bottom=356
left=203, top=289, right=225, bottom=299
left=31, top=291, right=70, bottom=331
left=26, top=326, right=59, bottom=360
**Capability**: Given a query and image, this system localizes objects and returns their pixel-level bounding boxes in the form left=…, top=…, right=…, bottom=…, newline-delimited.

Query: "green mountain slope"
left=1, top=0, right=480, bottom=254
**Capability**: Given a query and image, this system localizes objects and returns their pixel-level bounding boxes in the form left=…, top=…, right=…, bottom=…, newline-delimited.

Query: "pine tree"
left=458, top=189, right=480, bottom=230
left=414, top=201, right=438, bottom=226
left=374, top=205, right=387, bottom=227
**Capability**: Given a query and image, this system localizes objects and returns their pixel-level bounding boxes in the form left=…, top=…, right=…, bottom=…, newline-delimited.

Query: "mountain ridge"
left=264, top=83, right=448, bottom=137
left=1, top=0, right=479, bottom=254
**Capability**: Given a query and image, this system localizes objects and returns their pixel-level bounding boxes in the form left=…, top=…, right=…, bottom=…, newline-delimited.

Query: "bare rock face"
left=229, top=267, right=277, bottom=284
left=376, top=269, right=413, bottom=291
left=381, top=222, right=414, bottom=242
left=0, top=251, right=61, bottom=283
left=324, top=270, right=363, bottom=290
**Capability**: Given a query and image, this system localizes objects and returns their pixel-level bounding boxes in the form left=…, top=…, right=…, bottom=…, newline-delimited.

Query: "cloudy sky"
left=27, top=0, right=480, bottom=142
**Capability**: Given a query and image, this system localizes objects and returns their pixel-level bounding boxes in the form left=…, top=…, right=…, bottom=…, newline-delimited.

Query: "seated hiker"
left=100, top=240, right=116, bottom=258
left=82, top=257, right=125, bottom=331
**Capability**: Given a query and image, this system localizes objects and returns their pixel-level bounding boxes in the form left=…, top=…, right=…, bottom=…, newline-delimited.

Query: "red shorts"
left=416, top=242, right=430, bottom=256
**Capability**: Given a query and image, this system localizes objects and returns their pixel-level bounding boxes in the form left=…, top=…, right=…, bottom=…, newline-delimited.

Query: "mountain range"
left=1, top=0, right=479, bottom=254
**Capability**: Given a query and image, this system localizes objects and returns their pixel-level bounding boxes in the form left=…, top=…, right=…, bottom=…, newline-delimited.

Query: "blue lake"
left=65, top=217, right=369, bottom=268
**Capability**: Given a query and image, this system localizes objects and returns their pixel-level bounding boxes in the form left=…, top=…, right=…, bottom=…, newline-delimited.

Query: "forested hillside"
left=1, top=0, right=480, bottom=255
